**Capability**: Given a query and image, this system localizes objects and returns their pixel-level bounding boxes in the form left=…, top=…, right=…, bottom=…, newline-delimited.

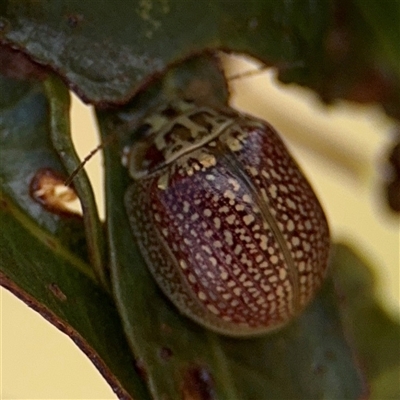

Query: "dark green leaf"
left=99, top=56, right=366, bottom=400
left=332, top=244, right=400, bottom=399
left=2, top=0, right=399, bottom=119
left=0, top=0, right=329, bottom=104
left=353, top=0, right=400, bottom=79
left=309, top=0, right=400, bottom=120
left=0, top=68, right=150, bottom=400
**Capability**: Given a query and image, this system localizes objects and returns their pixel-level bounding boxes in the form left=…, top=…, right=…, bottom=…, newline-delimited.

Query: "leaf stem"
left=43, top=76, right=109, bottom=290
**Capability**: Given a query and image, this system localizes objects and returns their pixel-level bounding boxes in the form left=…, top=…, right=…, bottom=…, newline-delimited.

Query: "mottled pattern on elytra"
left=225, top=124, right=330, bottom=309
left=125, top=104, right=330, bottom=336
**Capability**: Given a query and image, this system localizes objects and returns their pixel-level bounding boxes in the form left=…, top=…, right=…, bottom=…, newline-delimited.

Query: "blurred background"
left=1, top=57, right=399, bottom=399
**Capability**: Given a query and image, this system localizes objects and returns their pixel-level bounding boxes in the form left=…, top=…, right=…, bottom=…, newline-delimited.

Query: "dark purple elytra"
left=123, top=100, right=330, bottom=337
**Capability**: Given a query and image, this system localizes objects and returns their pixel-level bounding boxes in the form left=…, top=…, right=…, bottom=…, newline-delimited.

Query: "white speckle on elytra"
left=203, top=209, right=212, bottom=217
left=207, top=304, right=220, bottom=315
left=242, top=194, right=251, bottom=203
left=214, top=217, right=221, bottom=229
left=286, top=198, right=297, bottom=210
left=249, top=167, right=258, bottom=176
left=269, top=184, right=278, bottom=199
left=198, top=291, right=207, bottom=300
left=183, top=201, right=190, bottom=213
left=296, top=250, right=304, bottom=258
left=209, top=257, right=217, bottom=267
left=228, top=178, right=241, bottom=192
left=234, top=244, right=243, bottom=255
left=220, top=270, right=229, bottom=280
left=292, top=236, right=300, bottom=246
left=279, top=268, right=287, bottom=280
left=261, top=170, right=270, bottom=178
left=269, top=255, right=278, bottom=264
left=267, top=293, right=275, bottom=301
left=202, top=245, right=212, bottom=255
left=243, top=214, right=255, bottom=225
left=259, top=235, right=268, bottom=250
left=224, top=190, right=235, bottom=200
left=191, top=213, right=199, bottom=221
left=287, top=220, right=295, bottom=232
left=226, top=215, right=236, bottom=224
left=223, top=230, right=234, bottom=246
left=268, top=275, right=278, bottom=283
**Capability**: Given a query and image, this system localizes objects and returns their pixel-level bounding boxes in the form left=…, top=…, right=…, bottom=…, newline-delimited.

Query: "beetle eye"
left=134, top=123, right=152, bottom=140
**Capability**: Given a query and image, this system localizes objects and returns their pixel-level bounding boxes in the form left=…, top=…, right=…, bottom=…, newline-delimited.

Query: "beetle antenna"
left=64, top=134, right=116, bottom=187
left=227, top=66, right=268, bottom=82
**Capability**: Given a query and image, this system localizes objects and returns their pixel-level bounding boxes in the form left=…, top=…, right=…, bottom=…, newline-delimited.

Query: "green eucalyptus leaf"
left=332, top=244, right=400, bottom=400
left=353, top=0, right=400, bottom=79
left=99, top=56, right=366, bottom=400
left=0, top=0, right=329, bottom=105
left=0, top=66, right=150, bottom=400
left=1, top=0, right=398, bottom=119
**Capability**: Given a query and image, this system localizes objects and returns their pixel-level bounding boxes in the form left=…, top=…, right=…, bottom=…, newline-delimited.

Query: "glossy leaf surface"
left=98, top=57, right=366, bottom=399
left=0, top=0, right=329, bottom=105
left=0, top=67, right=149, bottom=400
left=332, top=244, right=400, bottom=399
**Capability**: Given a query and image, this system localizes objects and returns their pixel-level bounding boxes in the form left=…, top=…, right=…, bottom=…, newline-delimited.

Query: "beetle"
left=123, top=99, right=330, bottom=337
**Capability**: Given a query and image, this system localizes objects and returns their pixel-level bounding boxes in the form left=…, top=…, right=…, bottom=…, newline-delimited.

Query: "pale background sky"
left=1, top=58, right=399, bottom=399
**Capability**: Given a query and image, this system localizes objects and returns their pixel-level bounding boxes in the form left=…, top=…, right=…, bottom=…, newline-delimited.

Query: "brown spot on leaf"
left=181, top=365, right=215, bottom=400
left=346, top=68, right=394, bottom=105
left=160, top=322, right=173, bottom=334
left=387, top=180, right=400, bottom=212
left=0, top=196, right=9, bottom=211
left=0, top=44, right=48, bottom=81
left=44, top=237, right=58, bottom=250
left=313, top=363, right=327, bottom=376
left=389, top=142, right=400, bottom=175
left=65, top=13, right=84, bottom=28
left=159, top=346, right=173, bottom=361
left=325, top=349, right=337, bottom=362
left=0, top=17, right=10, bottom=34
left=48, top=283, right=67, bottom=301
left=30, top=168, right=82, bottom=216
left=385, top=133, right=400, bottom=212
left=134, top=359, right=148, bottom=382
